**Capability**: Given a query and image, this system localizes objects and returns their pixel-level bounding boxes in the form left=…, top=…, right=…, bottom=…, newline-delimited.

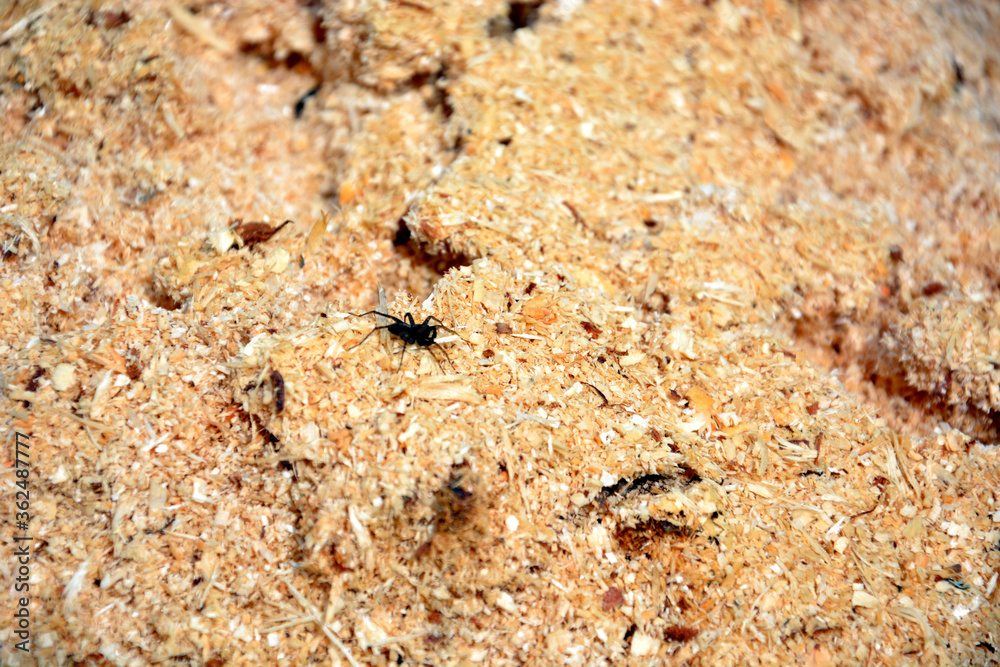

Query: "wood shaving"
left=1, top=1, right=999, bottom=665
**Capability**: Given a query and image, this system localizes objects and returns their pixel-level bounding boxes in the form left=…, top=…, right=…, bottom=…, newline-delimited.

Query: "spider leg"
left=394, top=341, right=407, bottom=375
left=432, top=342, right=458, bottom=372
left=349, top=310, right=406, bottom=325
left=425, top=316, right=471, bottom=348
left=346, top=324, right=394, bottom=351
left=424, top=344, right=447, bottom=373
left=424, top=315, right=451, bottom=330
left=346, top=309, right=404, bottom=351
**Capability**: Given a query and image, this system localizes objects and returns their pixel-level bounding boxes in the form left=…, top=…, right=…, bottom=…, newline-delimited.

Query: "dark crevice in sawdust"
left=569, top=465, right=710, bottom=559
left=388, top=62, right=471, bottom=162
left=488, top=0, right=547, bottom=38
left=600, top=466, right=702, bottom=500
left=400, top=65, right=455, bottom=120
left=143, top=279, right=183, bottom=312
left=225, top=0, right=326, bottom=76
left=239, top=41, right=316, bottom=74
left=429, top=463, right=486, bottom=539
left=386, top=217, right=472, bottom=300
left=614, top=520, right=694, bottom=558
left=788, top=309, right=1000, bottom=445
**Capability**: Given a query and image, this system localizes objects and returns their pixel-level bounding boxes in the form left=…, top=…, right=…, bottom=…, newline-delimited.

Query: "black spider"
left=348, top=310, right=464, bottom=373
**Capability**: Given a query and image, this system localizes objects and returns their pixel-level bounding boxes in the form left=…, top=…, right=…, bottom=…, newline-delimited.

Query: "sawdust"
left=1, top=1, right=998, bottom=665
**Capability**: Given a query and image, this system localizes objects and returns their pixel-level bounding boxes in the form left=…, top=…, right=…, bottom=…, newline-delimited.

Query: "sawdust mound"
left=1, top=1, right=998, bottom=665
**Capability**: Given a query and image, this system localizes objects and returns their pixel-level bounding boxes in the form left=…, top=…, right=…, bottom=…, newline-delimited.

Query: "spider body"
left=385, top=312, right=438, bottom=347
left=348, top=310, right=462, bottom=373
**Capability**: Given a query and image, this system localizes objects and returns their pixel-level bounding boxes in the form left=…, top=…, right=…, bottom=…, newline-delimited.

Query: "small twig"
left=389, top=0, right=431, bottom=11
left=582, top=381, right=609, bottom=406
left=287, top=582, right=361, bottom=667
left=851, top=486, right=886, bottom=519
left=233, top=219, right=293, bottom=248
left=562, top=200, right=589, bottom=232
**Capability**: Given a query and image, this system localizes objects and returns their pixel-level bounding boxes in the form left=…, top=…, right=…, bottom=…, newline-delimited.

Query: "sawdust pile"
left=1, top=0, right=998, bottom=665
